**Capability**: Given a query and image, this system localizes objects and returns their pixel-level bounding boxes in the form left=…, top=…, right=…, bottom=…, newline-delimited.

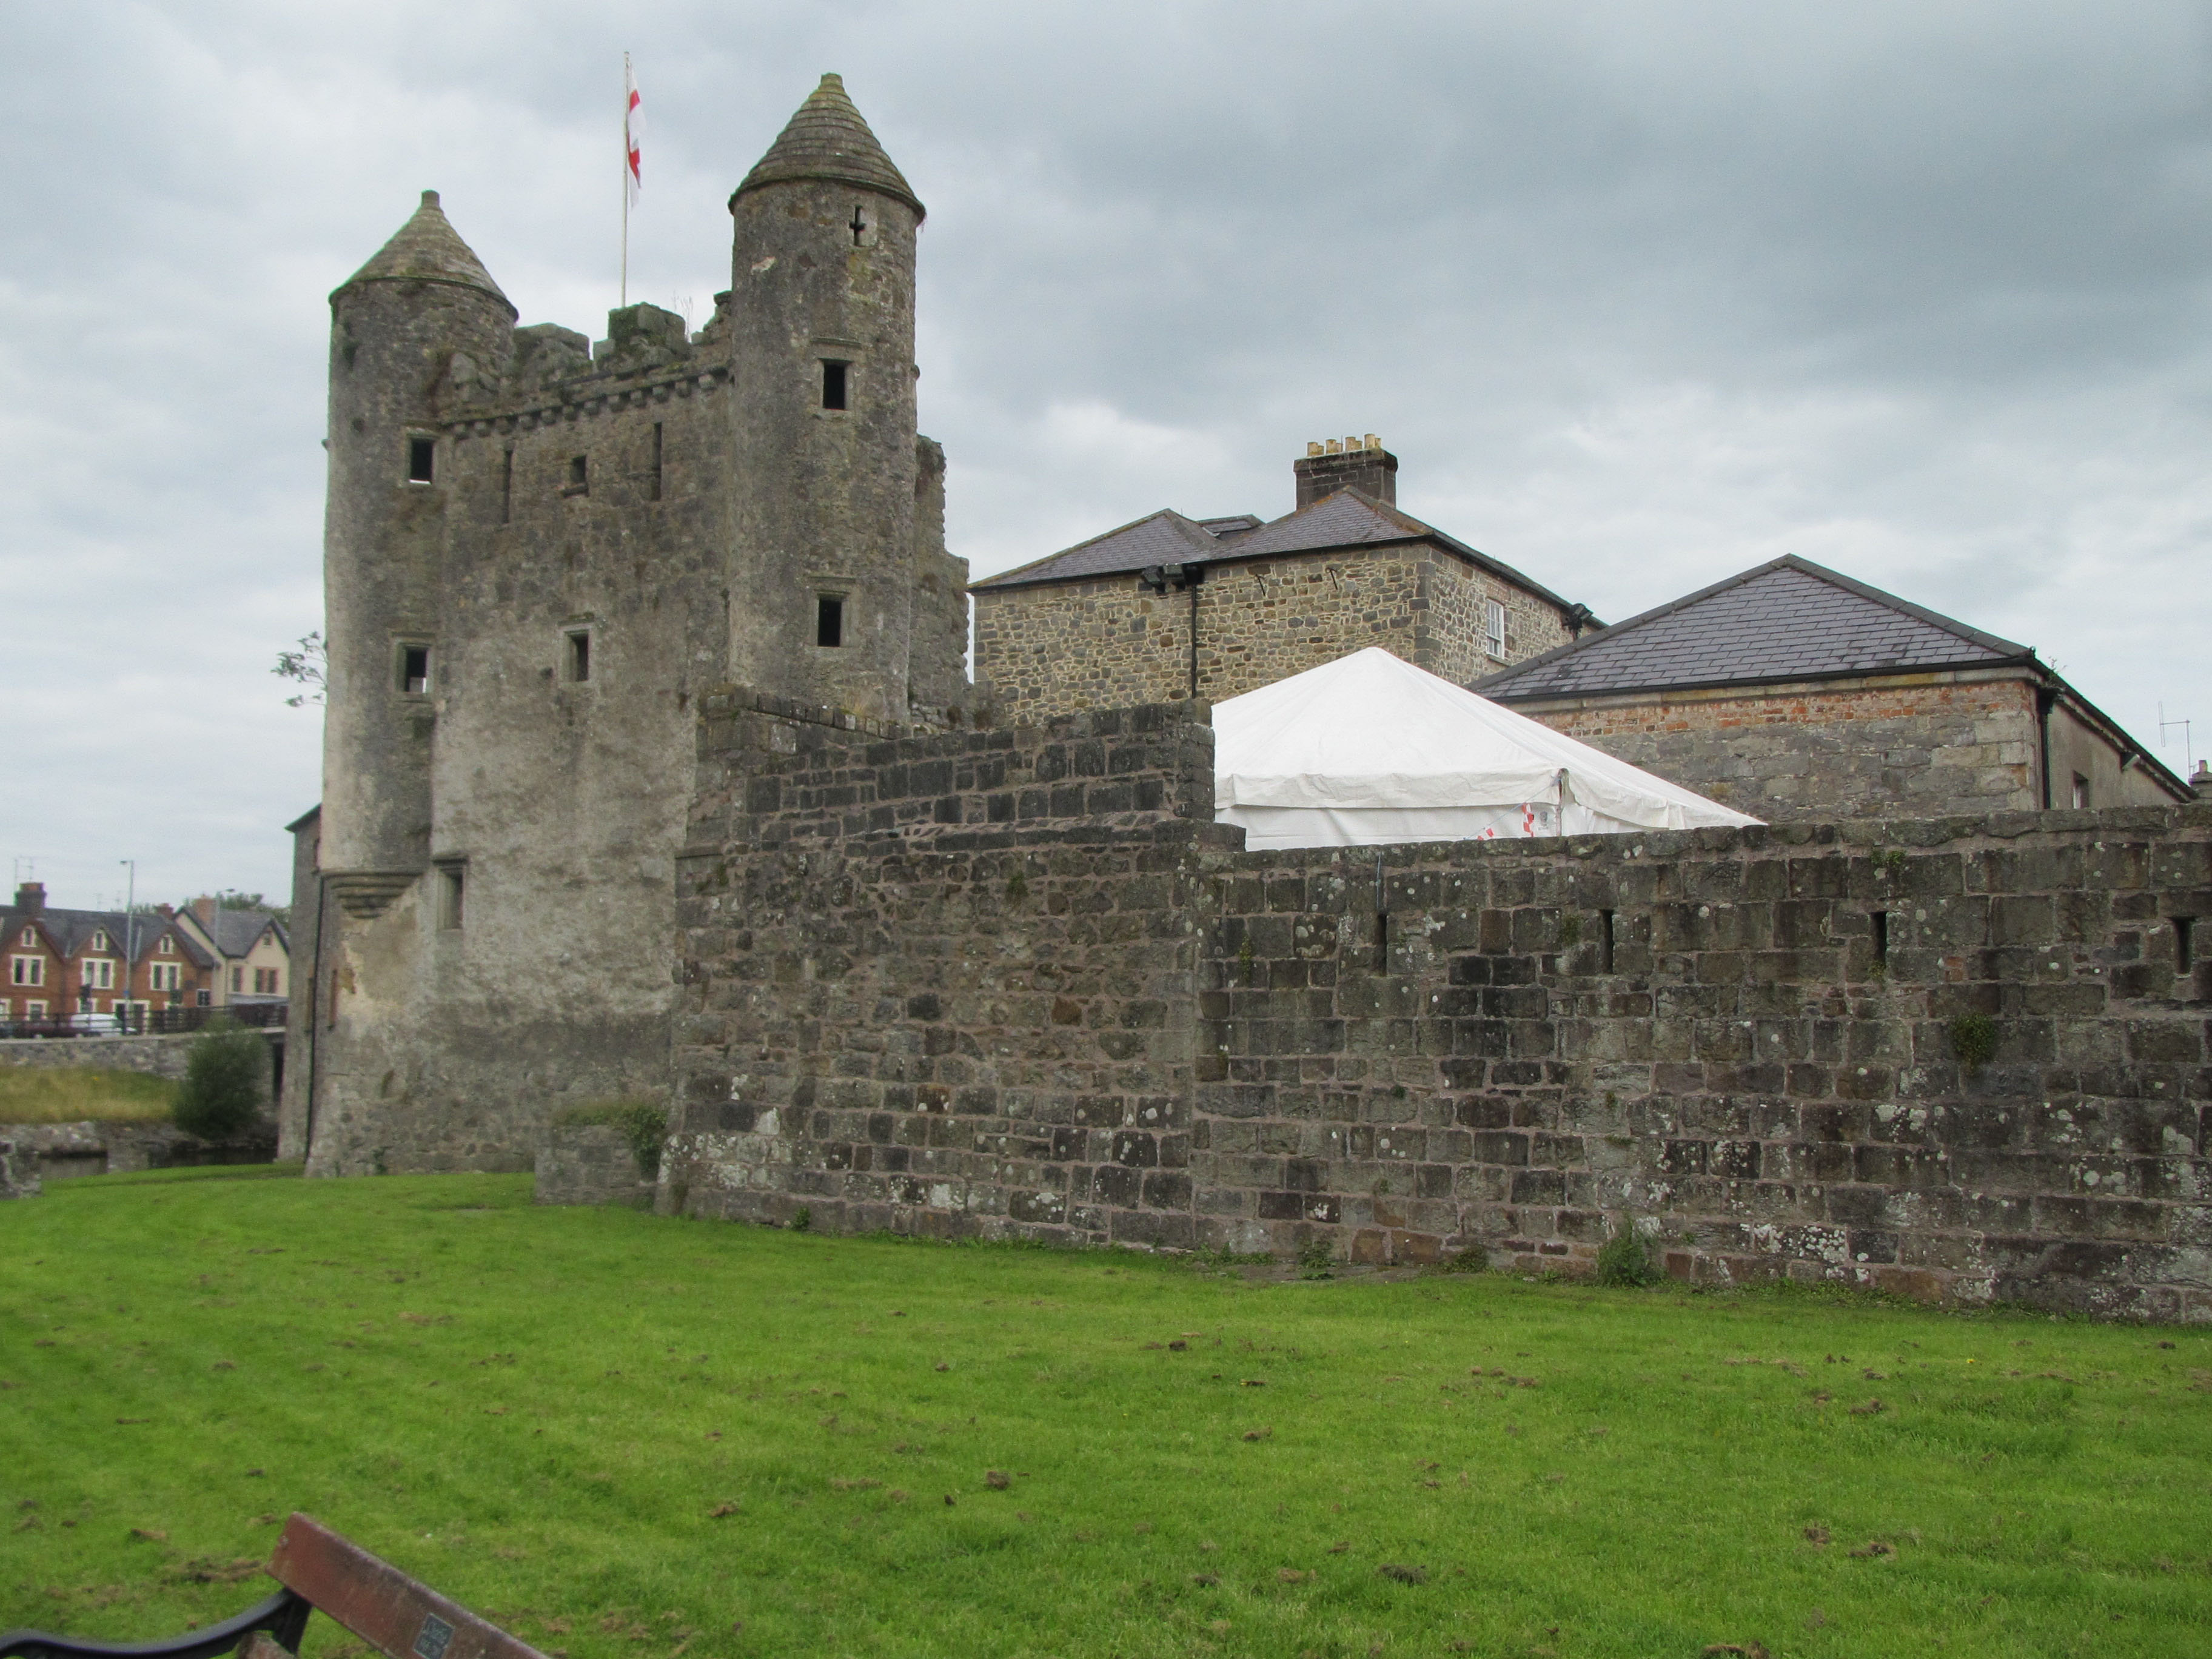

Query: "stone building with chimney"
left=970, top=436, right=1600, bottom=719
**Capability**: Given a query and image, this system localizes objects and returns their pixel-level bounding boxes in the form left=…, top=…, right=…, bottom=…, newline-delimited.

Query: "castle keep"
left=289, top=78, right=972, bottom=1173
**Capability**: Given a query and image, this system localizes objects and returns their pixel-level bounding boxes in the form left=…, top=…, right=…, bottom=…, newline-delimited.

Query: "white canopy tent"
left=1213, top=647, right=1761, bottom=850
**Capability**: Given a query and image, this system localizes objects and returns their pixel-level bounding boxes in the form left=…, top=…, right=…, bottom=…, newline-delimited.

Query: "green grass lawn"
left=2, top=1171, right=2208, bottom=1659
left=0, top=1067, right=176, bottom=1124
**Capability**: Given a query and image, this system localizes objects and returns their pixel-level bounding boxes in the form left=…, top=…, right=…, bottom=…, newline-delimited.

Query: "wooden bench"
left=1, top=1515, right=548, bottom=1659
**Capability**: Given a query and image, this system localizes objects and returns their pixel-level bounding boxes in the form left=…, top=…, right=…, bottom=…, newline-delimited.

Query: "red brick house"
left=1, top=883, right=216, bottom=1023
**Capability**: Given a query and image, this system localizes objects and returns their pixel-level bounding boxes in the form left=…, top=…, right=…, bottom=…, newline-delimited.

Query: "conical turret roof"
left=731, top=74, right=925, bottom=220
left=334, top=190, right=515, bottom=312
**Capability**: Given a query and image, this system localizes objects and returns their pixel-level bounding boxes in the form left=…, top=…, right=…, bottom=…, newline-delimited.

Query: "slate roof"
left=1473, top=555, right=2033, bottom=702
left=336, top=191, right=514, bottom=311
left=971, top=488, right=1585, bottom=613
left=732, top=73, right=925, bottom=220
left=198, top=908, right=285, bottom=959
left=0, top=907, right=214, bottom=967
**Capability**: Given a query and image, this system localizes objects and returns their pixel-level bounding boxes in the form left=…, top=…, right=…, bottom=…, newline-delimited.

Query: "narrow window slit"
left=499, top=447, right=514, bottom=523
left=400, top=645, right=431, bottom=696
left=649, top=423, right=664, bottom=501
left=566, top=630, right=591, bottom=683
left=1599, top=909, right=1616, bottom=974
left=816, top=595, right=844, bottom=648
left=2177, top=916, right=2194, bottom=972
left=1872, top=910, right=1889, bottom=964
left=822, top=360, right=848, bottom=411
left=407, top=437, right=435, bottom=483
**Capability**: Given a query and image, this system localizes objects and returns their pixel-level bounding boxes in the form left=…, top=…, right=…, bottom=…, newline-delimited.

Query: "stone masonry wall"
left=1515, top=676, right=2045, bottom=822
left=0, top=1034, right=202, bottom=1079
left=669, top=704, right=2212, bottom=1319
left=974, top=545, right=1573, bottom=723
left=665, top=701, right=1227, bottom=1243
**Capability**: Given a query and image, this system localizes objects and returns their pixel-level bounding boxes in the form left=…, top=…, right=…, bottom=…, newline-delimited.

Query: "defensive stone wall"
left=667, top=703, right=2212, bottom=1320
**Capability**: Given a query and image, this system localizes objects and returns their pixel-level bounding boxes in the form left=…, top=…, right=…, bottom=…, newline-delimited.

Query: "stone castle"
left=284, top=78, right=2212, bottom=1318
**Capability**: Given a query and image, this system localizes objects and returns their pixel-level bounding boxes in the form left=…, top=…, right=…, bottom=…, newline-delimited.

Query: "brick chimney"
left=1293, top=434, right=1397, bottom=511
left=192, top=896, right=216, bottom=924
left=14, top=881, right=43, bottom=914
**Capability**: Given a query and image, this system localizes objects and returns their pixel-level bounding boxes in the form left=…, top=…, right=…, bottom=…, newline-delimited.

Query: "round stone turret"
left=323, top=191, right=517, bottom=907
left=725, top=75, right=925, bottom=722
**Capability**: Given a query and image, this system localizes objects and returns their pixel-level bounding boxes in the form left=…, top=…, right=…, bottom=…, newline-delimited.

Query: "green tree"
left=173, top=1020, right=267, bottom=1140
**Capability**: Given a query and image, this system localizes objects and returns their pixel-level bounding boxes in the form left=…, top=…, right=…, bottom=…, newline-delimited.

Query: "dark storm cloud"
left=4, top=1, right=2210, bottom=903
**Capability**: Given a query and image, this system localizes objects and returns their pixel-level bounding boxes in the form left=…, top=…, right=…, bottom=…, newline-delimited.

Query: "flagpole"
left=620, top=52, right=631, bottom=308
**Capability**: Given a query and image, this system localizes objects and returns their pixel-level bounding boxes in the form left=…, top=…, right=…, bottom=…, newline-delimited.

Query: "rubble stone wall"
left=973, top=546, right=1574, bottom=723
left=668, top=695, right=2212, bottom=1320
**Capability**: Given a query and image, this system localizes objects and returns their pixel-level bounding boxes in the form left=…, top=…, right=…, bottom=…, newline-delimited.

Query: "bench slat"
left=269, top=1516, right=548, bottom=1659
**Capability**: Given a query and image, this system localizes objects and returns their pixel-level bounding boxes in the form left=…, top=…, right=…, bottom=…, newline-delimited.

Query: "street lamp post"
left=120, top=859, right=137, bottom=1034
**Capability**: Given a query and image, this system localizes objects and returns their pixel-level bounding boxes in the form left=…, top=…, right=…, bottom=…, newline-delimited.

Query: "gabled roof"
left=1473, top=554, right=2033, bottom=702
left=198, top=908, right=285, bottom=960
left=0, top=907, right=210, bottom=965
left=335, top=191, right=514, bottom=312
left=732, top=73, right=925, bottom=220
left=971, top=488, right=1586, bottom=614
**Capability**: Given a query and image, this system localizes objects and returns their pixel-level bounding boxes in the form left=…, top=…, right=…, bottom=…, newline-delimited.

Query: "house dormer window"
left=18, top=927, right=32, bottom=947
left=90, top=930, right=109, bottom=951
left=157, top=936, right=175, bottom=955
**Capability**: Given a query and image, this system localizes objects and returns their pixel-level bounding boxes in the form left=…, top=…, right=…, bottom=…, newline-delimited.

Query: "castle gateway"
left=284, top=77, right=974, bottom=1173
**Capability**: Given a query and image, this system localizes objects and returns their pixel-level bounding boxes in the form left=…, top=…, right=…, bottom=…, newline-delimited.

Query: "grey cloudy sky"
left=6, top=1, right=2211, bottom=907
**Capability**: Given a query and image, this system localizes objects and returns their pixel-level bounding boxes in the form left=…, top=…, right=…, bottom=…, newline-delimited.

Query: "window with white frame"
left=24, top=1000, right=45, bottom=1019
left=10, top=956, right=42, bottom=987
left=150, top=962, right=181, bottom=992
left=89, top=930, right=110, bottom=951
left=81, top=959, right=114, bottom=990
left=157, top=936, right=175, bottom=955
left=231, top=966, right=243, bottom=994
left=253, top=967, right=281, bottom=995
left=18, top=927, right=33, bottom=947
left=1483, top=598, right=1508, bottom=659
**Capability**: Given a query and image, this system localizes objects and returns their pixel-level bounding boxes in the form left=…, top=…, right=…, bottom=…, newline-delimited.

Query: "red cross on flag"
left=624, top=55, right=643, bottom=207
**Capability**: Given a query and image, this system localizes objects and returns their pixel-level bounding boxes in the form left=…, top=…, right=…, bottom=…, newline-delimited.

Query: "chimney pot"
left=1289, top=433, right=1400, bottom=511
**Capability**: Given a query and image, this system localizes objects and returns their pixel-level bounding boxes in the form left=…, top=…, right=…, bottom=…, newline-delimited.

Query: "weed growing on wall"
left=554, top=1098, right=669, bottom=1179
left=1595, top=1219, right=1662, bottom=1288
left=1949, top=1014, right=2000, bottom=1072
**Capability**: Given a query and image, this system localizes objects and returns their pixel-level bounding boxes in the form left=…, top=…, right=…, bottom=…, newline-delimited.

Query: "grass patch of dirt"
left=2, top=1171, right=2208, bottom=1658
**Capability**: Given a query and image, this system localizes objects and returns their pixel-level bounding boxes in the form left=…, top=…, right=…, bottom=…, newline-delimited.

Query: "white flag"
left=624, top=55, right=643, bottom=208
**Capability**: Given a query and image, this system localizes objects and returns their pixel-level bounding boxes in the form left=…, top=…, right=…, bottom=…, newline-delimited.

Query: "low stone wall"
left=666, top=695, right=2212, bottom=1324
left=535, top=1124, right=655, bottom=1208
left=0, top=1034, right=201, bottom=1078
left=1, top=1119, right=278, bottom=1179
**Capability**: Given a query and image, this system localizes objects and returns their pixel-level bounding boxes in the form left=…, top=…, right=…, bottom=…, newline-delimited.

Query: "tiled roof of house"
left=1473, top=555, right=2032, bottom=702
left=0, top=907, right=215, bottom=967
left=201, top=908, right=285, bottom=959
left=971, top=489, right=1584, bottom=613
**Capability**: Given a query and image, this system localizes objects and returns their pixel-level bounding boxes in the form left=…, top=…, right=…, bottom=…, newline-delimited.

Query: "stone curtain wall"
left=1517, top=676, right=2045, bottom=822
left=666, top=697, right=1227, bottom=1244
left=670, top=700, right=2212, bottom=1318
left=1195, top=812, right=2212, bottom=1319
